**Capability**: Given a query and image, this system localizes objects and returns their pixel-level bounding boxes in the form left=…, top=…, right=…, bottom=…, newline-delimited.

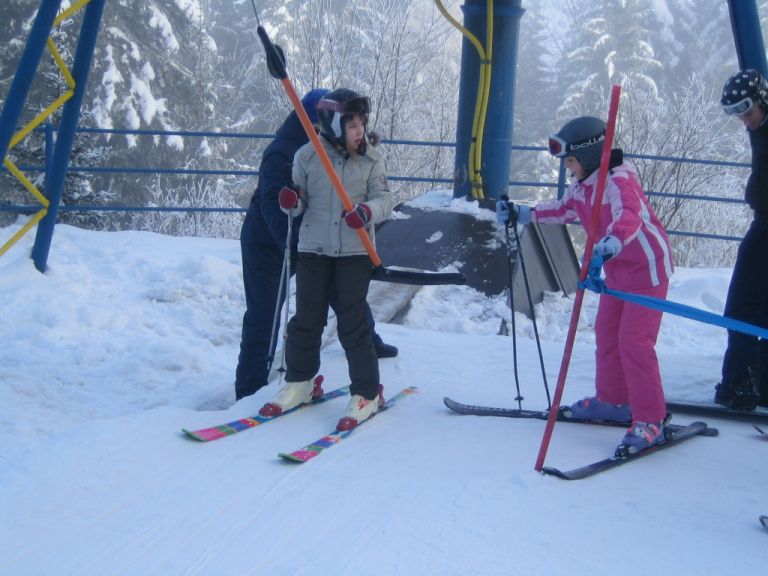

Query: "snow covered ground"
left=1, top=217, right=765, bottom=575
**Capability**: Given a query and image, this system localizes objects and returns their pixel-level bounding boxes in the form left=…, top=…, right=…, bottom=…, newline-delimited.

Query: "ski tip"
left=690, top=421, right=719, bottom=437
left=539, top=466, right=572, bottom=480
left=278, top=449, right=318, bottom=463
left=385, top=386, right=418, bottom=402
left=278, top=452, right=307, bottom=463
left=442, top=396, right=465, bottom=411
left=760, top=515, right=768, bottom=530
left=181, top=429, right=213, bottom=442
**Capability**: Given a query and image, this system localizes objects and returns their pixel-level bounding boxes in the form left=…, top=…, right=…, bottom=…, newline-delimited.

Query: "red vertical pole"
left=534, top=84, right=622, bottom=472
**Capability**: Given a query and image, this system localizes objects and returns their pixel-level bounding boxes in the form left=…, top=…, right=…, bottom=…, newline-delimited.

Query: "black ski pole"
left=510, top=220, right=551, bottom=408
left=266, top=210, right=294, bottom=381
left=499, top=199, right=524, bottom=409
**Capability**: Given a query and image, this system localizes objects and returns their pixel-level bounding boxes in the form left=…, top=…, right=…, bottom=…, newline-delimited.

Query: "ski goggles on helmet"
left=547, top=133, right=605, bottom=158
left=721, top=96, right=755, bottom=116
left=317, top=96, right=371, bottom=116
left=547, top=135, right=569, bottom=157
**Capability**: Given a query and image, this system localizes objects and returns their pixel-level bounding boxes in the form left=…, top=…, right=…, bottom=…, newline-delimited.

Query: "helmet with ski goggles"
left=317, top=88, right=370, bottom=146
left=721, top=69, right=768, bottom=116
left=548, top=116, right=606, bottom=176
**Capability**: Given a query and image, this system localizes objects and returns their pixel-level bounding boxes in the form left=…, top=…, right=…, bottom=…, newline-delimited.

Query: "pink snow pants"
left=594, top=283, right=668, bottom=423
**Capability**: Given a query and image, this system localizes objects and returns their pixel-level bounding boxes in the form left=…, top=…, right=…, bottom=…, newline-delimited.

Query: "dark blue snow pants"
left=721, top=213, right=768, bottom=404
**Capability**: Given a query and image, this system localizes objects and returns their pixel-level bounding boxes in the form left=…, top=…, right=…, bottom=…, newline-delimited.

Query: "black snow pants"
left=285, top=252, right=379, bottom=399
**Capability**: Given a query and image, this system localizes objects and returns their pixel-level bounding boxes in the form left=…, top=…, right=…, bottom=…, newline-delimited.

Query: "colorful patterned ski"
left=279, top=386, right=418, bottom=463
left=183, top=377, right=349, bottom=442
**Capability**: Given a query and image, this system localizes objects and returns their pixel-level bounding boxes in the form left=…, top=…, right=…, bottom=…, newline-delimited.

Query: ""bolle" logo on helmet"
left=568, top=133, right=605, bottom=152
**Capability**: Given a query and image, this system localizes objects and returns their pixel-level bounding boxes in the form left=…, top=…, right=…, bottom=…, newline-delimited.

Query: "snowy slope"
left=0, top=220, right=765, bottom=576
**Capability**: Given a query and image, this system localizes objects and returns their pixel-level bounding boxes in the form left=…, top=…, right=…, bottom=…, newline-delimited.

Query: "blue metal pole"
left=0, top=0, right=62, bottom=168
left=32, top=0, right=106, bottom=272
left=727, top=0, right=768, bottom=76
left=453, top=0, right=525, bottom=200
left=45, top=122, right=54, bottom=184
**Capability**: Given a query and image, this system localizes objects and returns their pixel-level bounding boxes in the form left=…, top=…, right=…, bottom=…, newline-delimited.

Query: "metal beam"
left=32, top=0, right=106, bottom=272
left=727, top=0, right=768, bottom=76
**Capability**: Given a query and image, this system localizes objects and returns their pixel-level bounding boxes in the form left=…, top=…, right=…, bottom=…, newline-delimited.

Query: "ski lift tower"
left=727, top=0, right=768, bottom=76
left=453, top=0, right=524, bottom=201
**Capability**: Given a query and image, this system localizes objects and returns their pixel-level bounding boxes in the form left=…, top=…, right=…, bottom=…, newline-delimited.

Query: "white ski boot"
left=259, top=378, right=322, bottom=417
left=336, top=385, right=384, bottom=431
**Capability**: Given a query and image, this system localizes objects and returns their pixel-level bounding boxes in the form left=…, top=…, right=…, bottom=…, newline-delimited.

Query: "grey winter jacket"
left=291, top=136, right=395, bottom=257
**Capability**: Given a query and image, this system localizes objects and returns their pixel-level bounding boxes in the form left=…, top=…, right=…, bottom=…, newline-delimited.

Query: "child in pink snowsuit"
left=499, top=116, right=674, bottom=453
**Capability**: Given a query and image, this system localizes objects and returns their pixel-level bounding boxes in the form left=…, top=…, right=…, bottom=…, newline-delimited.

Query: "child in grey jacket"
left=259, top=88, right=396, bottom=431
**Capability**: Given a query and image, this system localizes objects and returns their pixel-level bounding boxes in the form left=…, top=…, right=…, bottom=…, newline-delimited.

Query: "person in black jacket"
left=235, top=89, right=397, bottom=401
left=716, top=69, right=768, bottom=410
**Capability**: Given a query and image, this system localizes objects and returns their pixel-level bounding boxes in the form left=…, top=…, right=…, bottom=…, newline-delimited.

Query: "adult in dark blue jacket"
left=235, top=89, right=397, bottom=401
left=717, top=69, right=768, bottom=410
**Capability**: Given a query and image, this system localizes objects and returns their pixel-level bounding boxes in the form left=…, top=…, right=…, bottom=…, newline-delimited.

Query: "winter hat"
left=301, top=89, right=330, bottom=125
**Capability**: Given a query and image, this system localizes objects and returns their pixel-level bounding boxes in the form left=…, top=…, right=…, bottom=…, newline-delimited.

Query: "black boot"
left=372, top=332, right=398, bottom=359
left=715, top=366, right=760, bottom=411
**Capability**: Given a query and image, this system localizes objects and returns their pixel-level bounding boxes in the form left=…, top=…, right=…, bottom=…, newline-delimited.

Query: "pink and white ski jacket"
left=533, top=161, right=673, bottom=291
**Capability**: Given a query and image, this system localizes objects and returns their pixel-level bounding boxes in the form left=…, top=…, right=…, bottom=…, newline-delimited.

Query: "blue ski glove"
left=579, top=254, right=607, bottom=293
left=496, top=200, right=512, bottom=225
left=593, top=235, right=622, bottom=260
left=495, top=200, right=532, bottom=226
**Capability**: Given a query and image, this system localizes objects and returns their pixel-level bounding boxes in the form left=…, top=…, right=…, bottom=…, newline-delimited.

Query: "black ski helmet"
left=317, top=88, right=370, bottom=147
left=548, top=116, right=606, bottom=177
left=721, top=69, right=768, bottom=116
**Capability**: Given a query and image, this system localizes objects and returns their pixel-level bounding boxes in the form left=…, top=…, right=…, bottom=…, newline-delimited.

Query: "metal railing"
left=0, top=124, right=751, bottom=245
